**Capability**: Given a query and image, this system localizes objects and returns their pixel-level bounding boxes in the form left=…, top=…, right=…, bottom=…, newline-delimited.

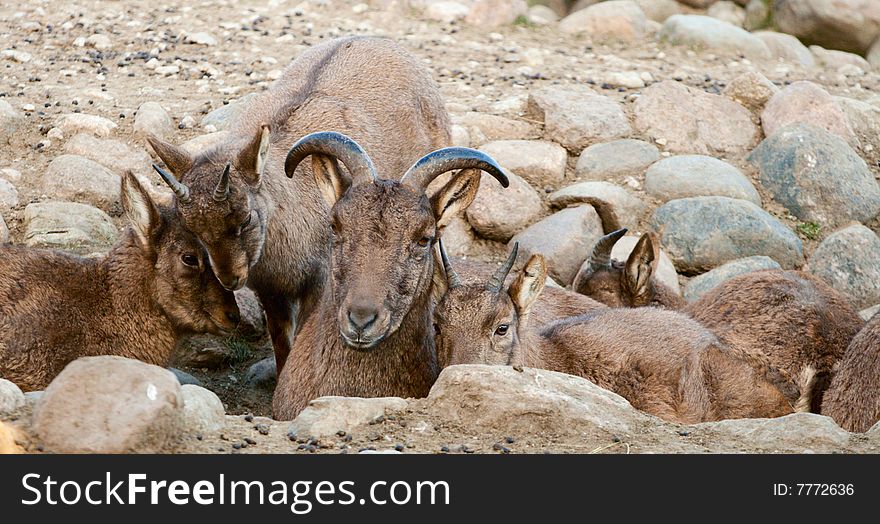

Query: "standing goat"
left=433, top=244, right=796, bottom=424
left=822, top=312, right=880, bottom=432
left=573, top=228, right=864, bottom=412
left=145, top=36, right=450, bottom=371
left=0, top=173, right=240, bottom=391
left=272, top=132, right=508, bottom=420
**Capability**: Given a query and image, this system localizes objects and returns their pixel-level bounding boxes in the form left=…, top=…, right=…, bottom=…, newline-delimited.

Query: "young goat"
left=0, top=173, right=240, bottom=391
left=272, top=132, right=508, bottom=420
left=573, top=228, right=864, bottom=412
left=822, top=312, right=880, bottom=432
left=146, top=36, right=451, bottom=372
left=434, top=245, right=796, bottom=424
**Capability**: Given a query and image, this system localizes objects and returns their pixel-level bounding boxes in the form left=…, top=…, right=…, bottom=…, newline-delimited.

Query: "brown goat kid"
left=822, top=312, right=880, bottom=432
left=0, top=174, right=240, bottom=391
left=146, top=36, right=450, bottom=371
left=573, top=229, right=864, bottom=412
left=272, top=132, right=508, bottom=420
left=434, top=245, right=796, bottom=424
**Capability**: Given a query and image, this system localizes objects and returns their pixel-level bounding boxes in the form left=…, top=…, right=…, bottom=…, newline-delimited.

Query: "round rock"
left=54, top=113, right=117, bottom=138
left=754, top=31, right=815, bottom=67
left=41, top=155, right=120, bottom=211
left=574, top=139, right=659, bottom=180
left=558, top=0, right=648, bottom=41
left=684, top=256, right=781, bottom=302
left=466, top=170, right=542, bottom=242
left=808, top=224, right=880, bottom=310
left=134, top=101, right=174, bottom=139
left=181, top=385, right=226, bottom=435
left=24, top=202, right=117, bottom=250
left=761, top=81, right=857, bottom=146
left=644, top=155, right=761, bottom=205
left=722, top=71, right=779, bottom=113
left=0, top=379, right=25, bottom=416
left=527, top=85, right=632, bottom=151
left=479, top=140, right=567, bottom=188
left=659, top=15, right=770, bottom=60
left=0, top=178, right=18, bottom=210
left=773, top=0, right=880, bottom=56
left=650, top=196, right=804, bottom=273
left=0, top=100, right=24, bottom=144
left=549, top=181, right=648, bottom=230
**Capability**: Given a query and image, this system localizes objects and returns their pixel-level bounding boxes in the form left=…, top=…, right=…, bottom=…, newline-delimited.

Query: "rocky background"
left=3, top=0, right=880, bottom=453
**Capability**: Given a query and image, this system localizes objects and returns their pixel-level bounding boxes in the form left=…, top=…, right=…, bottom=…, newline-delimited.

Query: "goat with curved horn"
left=400, top=147, right=509, bottom=190
left=284, top=131, right=378, bottom=184
left=486, top=242, right=519, bottom=293
left=213, top=163, right=231, bottom=202
left=152, top=163, right=192, bottom=204
left=583, top=228, right=628, bottom=276
left=438, top=239, right=462, bottom=289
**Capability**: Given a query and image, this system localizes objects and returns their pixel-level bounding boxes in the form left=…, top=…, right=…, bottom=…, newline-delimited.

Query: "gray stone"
left=528, top=85, right=631, bottom=151
left=510, top=204, right=604, bottom=284
left=41, top=155, right=120, bottom=211
left=644, top=155, right=761, bottom=205
left=201, top=93, right=258, bottom=131
left=0, top=178, right=18, bottom=210
left=245, top=356, right=277, bottom=388
left=424, top=1, right=469, bottom=22
left=860, top=304, right=880, bottom=321
left=698, top=413, right=851, bottom=452
left=479, top=140, right=567, bottom=188
left=633, top=81, right=758, bottom=155
left=773, top=0, right=880, bottom=56
left=184, top=32, right=218, bottom=46
left=722, top=71, right=779, bottom=112
left=33, top=356, right=184, bottom=453
left=168, top=368, right=203, bottom=386
left=288, top=397, right=408, bottom=439
left=451, top=112, right=539, bottom=145
left=0, top=100, right=24, bottom=144
left=424, top=365, right=651, bottom=436
left=659, top=15, right=770, bottom=60
left=236, top=288, right=266, bottom=338
left=684, top=256, right=781, bottom=302
left=650, top=196, right=804, bottom=273
left=181, top=385, right=226, bottom=435
left=869, top=38, right=880, bottom=69
left=574, top=139, right=659, bottom=180
left=634, top=0, right=681, bottom=23
left=464, top=0, right=528, bottom=27
left=835, top=96, right=880, bottom=157
left=466, top=170, right=543, bottom=242
left=180, top=131, right=231, bottom=155
left=558, top=1, right=648, bottom=41
left=527, top=4, right=560, bottom=25
left=133, top=101, right=174, bottom=139
left=24, top=202, right=117, bottom=250
left=707, top=1, right=746, bottom=27
left=549, top=181, right=648, bottom=230
left=808, top=224, right=880, bottom=310
left=54, top=113, right=118, bottom=138
left=743, top=0, right=770, bottom=31
left=0, top=379, right=25, bottom=416
left=810, top=45, right=871, bottom=70
left=748, top=124, right=880, bottom=228
left=754, top=31, right=816, bottom=67
left=761, top=81, right=857, bottom=146
left=64, top=134, right=153, bottom=178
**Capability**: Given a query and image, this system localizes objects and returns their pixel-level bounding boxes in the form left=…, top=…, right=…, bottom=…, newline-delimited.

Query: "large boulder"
left=697, top=413, right=851, bottom=452
left=835, top=96, right=880, bottom=157
left=479, top=140, right=567, bottom=188
left=527, top=85, right=632, bottom=151
left=180, top=385, right=226, bottom=435
left=659, top=15, right=771, bottom=60
left=683, top=256, right=782, bottom=301
left=808, top=224, right=880, bottom=310
left=748, top=124, right=880, bottom=228
left=24, top=202, right=117, bottom=250
left=466, top=170, right=543, bottom=242
left=559, top=0, right=648, bottom=41
left=41, top=155, right=121, bottom=211
left=644, top=155, right=761, bottom=205
left=761, top=81, right=857, bottom=146
left=754, top=31, right=816, bottom=67
left=633, top=81, right=758, bottom=155
left=0, top=379, right=25, bottom=416
left=773, top=0, right=880, bottom=55
left=510, top=204, right=604, bottom=285
left=650, top=196, right=804, bottom=273
left=574, top=139, right=660, bottom=181
left=64, top=134, right=153, bottom=178
left=451, top=112, right=540, bottom=145
left=32, top=356, right=184, bottom=453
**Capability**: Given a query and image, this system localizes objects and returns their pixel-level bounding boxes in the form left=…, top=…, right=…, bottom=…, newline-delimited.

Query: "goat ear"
left=430, top=169, right=481, bottom=229
left=237, top=124, right=271, bottom=185
left=312, top=155, right=352, bottom=208
left=509, top=254, right=547, bottom=319
left=121, top=171, right=161, bottom=247
left=146, top=134, right=192, bottom=175
left=623, top=233, right=659, bottom=300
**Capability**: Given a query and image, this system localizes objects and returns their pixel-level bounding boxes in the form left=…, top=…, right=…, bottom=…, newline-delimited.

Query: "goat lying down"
left=0, top=173, right=241, bottom=391
left=433, top=243, right=797, bottom=424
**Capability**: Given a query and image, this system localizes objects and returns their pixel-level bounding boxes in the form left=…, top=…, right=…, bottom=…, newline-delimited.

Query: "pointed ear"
left=236, top=124, right=271, bottom=185
left=430, top=168, right=481, bottom=229
left=312, top=155, right=352, bottom=208
left=623, top=233, right=659, bottom=301
left=509, top=254, right=547, bottom=320
left=121, top=171, right=161, bottom=248
left=146, top=134, right=192, bottom=175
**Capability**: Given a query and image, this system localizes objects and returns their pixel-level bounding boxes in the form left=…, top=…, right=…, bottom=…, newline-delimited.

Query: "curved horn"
left=585, top=228, right=628, bottom=272
left=284, top=131, right=377, bottom=184
left=213, top=163, right=231, bottom=202
left=152, top=163, right=191, bottom=204
left=400, top=147, right=509, bottom=191
left=438, top=239, right=462, bottom=289
left=486, top=242, right=518, bottom=293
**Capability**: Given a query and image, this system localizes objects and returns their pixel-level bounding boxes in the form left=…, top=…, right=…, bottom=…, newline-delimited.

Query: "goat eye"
left=181, top=254, right=199, bottom=267
left=417, top=236, right=432, bottom=248
left=494, top=324, right=509, bottom=336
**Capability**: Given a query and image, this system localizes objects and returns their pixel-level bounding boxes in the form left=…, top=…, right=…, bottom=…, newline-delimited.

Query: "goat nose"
left=347, top=306, right=378, bottom=331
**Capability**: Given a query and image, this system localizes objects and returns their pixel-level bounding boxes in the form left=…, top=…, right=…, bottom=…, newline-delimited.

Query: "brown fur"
left=822, top=311, right=880, bottom=432
left=0, top=174, right=239, bottom=391
left=147, top=37, right=450, bottom=371
left=434, top=253, right=795, bottom=424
